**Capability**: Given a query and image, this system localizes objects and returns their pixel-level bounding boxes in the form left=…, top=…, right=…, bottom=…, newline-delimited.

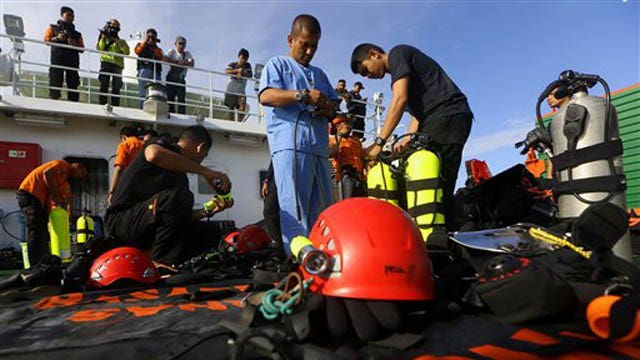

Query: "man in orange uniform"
left=329, top=115, right=367, bottom=199
left=109, top=125, right=145, bottom=204
left=17, top=160, right=87, bottom=265
left=43, top=6, right=84, bottom=101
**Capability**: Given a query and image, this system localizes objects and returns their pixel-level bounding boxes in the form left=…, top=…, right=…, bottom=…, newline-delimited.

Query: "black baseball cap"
left=354, top=81, right=365, bottom=89
left=60, top=6, right=74, bottom=16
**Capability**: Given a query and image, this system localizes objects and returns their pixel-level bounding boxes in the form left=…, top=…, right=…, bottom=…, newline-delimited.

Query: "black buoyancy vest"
left=49, top=21, right=81, bottom=66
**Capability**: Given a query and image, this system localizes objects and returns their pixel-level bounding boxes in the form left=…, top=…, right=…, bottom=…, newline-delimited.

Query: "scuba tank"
left=48, top=207, right=71, bottom=262
left=404, top=145, right=445, bottom=243
left=525, top=71, right=631, bottom=260
left=75, top=210, right=94, bottom=244
left=367, top=161, right=399, bottom=206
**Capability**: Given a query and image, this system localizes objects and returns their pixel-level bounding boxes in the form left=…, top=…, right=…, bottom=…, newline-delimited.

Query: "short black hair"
left=291, top=14, right=321, bottom=37
left=238, top=48, right=249, bottom=58
left=143, top=129, right=158, bottom=137
left=120, top=125, right=140, bottom=137
left=180, top=125, right=212, bottom=149
left=60, top=6, right=74, bottom=16
left=350, top=43, right=385, bottom=74
left=338, top=79, right=346, bottom=84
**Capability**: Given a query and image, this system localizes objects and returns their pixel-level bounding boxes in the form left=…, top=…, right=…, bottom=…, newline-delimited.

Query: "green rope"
left=259, top=278, right=313, bottom=320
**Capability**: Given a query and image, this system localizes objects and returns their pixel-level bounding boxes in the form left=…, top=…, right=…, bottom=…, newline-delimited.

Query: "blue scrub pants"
left=272, top=150, right=333, bottom=255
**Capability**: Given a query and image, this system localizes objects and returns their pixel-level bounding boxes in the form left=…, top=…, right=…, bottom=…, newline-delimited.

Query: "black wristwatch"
left=374, top=136, right=387, bottom=146
left=295, top=89, right=310, bottom=105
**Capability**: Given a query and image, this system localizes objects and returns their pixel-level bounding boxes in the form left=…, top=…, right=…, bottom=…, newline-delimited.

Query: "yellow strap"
left=528, top=227, right=592, bottom=259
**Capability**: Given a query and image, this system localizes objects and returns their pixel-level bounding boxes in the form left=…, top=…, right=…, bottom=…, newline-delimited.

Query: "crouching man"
left=105, top=125, right=233, bottom=267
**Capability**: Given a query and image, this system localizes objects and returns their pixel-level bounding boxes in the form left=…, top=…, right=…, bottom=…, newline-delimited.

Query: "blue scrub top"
left=259, top=55, right=338, bottom=157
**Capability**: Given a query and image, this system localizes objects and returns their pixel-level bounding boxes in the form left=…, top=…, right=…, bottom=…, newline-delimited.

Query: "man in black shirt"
left=347, top=81, right=367, bottom=139
left=106, top=125, right=233, bottom=266
left=350, top=43, right=473, bottom=247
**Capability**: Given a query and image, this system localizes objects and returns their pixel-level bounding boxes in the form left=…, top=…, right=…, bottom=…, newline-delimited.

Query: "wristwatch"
left=295, top=89, right=310, bottom=105
left=374, top=136, right=387, bottom=147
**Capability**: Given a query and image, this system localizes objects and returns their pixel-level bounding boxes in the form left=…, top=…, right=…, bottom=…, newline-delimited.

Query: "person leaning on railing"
left=43, top=6, right=84, bottom=102
left=164, top=36, right=194, bottom=115
left=134, top=28, right=163, bottom=108
left=96, top=19, right=129, bottom=107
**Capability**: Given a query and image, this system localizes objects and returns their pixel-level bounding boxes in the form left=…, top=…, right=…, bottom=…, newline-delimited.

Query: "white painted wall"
left=0, top=112, right=270, bottom=249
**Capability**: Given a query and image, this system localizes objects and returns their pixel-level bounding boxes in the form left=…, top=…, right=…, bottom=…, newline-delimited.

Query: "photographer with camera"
left=134, top=28, right=163, bottom=108
left=97, top=19, right=129, bottom=107
left=43, top=6, right=84, bottom=102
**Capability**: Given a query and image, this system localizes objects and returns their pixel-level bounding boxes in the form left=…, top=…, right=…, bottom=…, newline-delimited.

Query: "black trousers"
left=351, top=117, right=365, bottom=139
left=49, top=64, right=80, bottom=101
left=419, top=112, right=472, bottom=249
left=98, top=62, right=124, bottom=107
left=105, top=186, right=196, bottom=266
left=166, top=80, right=186, bottom=114
left=262, top=179, right=282, bottom=248
left=16, top=190, right=49, bottom=267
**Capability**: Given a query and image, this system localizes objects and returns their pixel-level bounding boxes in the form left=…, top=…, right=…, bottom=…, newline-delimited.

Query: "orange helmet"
left=222, top=224, right=271, bottom=254
left=88, top=247, right=160, bottom=288
left=332, top=115, right=350, bottom=126
left=301, top=198, right=434, bottom=301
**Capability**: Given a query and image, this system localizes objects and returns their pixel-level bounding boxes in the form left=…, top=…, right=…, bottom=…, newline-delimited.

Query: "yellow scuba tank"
left=367, top=162, right=399, bottom=206
left=76, top=211, right=94, bottom=244
left=49, top=207, right=71, bottom=262
left=404, top=149, right=445, bottom=242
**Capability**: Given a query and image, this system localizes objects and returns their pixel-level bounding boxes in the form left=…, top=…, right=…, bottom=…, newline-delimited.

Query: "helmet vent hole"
left=105, top=259, right=111, bottom=264
left=327, top=239, right=335, bottom=251
left=320, top=220, right=326, bottom=228
left=114, top=255, right=120, bottom=260
left=124, top=254, right=130, bottom=259
left=322, top=226, right=330, bottom=236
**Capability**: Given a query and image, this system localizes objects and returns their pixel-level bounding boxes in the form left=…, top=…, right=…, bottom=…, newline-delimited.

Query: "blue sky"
left=1, top=0, right=638, bottom=186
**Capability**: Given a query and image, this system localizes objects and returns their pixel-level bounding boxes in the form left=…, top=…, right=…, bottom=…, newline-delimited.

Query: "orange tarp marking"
left=558, top=331, right=600, bottom=341
left=470, top=345, right=544, bottom=360
left=67, top=308, right=120, bottom=322
left=126, top=304, right=173, bottom=317
left=224, top=299, right=243, bottom=308
left=34, top=293, right=83, bottom=310
left=234, top=284, right=250, bottom=292
left=96, top=295, right=121, bottom=304
left=125, top=289, right=160, bottom=302
left=611, top=344, right=640, bottom=359
left=554, top=351, right=611, bottom=360
left=167, top=287, right=189, bottom=297
left=178, top=301, right=227, bottom=312
left=510, top=328, right=560, bottom=345
left=199, top=287, right=227, bottom=292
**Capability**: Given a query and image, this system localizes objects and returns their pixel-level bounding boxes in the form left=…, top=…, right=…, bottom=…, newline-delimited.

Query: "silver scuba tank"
left=549, top=90, right=632, bottom=260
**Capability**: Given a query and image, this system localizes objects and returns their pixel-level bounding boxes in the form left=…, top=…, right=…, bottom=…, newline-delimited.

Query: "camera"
left=100, top=22, right=119, bottom=38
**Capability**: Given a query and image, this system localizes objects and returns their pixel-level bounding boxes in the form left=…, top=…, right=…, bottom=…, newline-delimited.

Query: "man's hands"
left=364, top=144, right=383, bottom=163
left=202, top=169, right=231, bottom=194
left=261, top=181, right=269, bottom=199
left=308, top=89, right=336, bottom=119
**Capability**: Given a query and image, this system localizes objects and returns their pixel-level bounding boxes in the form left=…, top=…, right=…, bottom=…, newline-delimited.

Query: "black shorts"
left=224, top=93, right=246, bottom=109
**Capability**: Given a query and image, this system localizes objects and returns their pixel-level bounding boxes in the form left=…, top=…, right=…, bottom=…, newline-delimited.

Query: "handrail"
left=0, top=33, right=385, bottom=132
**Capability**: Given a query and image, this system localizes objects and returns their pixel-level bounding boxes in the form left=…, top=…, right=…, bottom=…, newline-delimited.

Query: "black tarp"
left=0, top=280, right=638, bottom=359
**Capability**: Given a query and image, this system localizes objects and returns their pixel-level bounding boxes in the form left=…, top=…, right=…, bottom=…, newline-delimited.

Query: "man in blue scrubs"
left=259, top=14, right=337, bottom=255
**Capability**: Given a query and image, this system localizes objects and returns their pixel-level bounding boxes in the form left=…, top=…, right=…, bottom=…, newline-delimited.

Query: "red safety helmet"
left=222, top=224, right=271, bottom=254
left=302, top=198, right=434, bottom=301
left=88, top=246, right=160, bottom=288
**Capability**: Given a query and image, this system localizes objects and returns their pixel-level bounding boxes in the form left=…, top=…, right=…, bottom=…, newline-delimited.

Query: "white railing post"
left=209, top=72, right=213, bottom=118
left=31, top=74, right=36, bottom=98
left=86, top=51, right=91, bottom=103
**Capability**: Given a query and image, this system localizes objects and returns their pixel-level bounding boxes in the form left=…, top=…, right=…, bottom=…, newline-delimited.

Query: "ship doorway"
left=63, top=156, right=109, bottom=218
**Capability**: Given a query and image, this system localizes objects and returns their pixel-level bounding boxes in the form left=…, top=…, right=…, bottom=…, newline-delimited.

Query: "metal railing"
left=0, top=33, right=385, bottom=134
left=0, top=34, right=260, bottom=122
